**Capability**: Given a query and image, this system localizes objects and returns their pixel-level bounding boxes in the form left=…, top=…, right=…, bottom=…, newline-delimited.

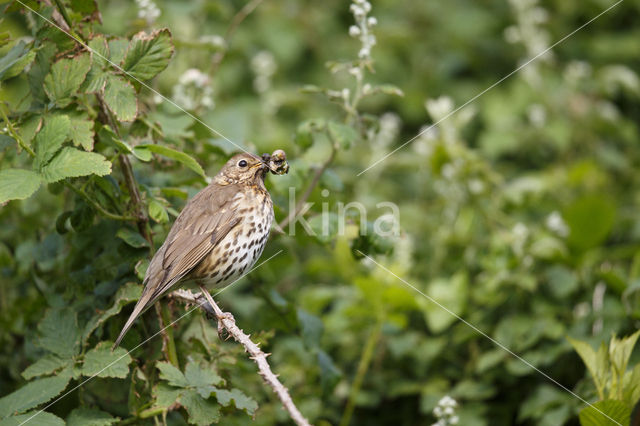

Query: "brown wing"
left=114, top=183, right=241, bottom=348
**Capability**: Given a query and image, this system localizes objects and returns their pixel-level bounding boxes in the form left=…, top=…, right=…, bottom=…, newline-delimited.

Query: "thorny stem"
left=210, top=0, right=264, bottom=74
left=339, top=319, right=383, bottom=426
left=170, top=289, right=313, bottom=426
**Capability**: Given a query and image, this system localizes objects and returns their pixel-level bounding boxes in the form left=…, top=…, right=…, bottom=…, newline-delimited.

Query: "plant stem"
left=0, top=105, right=35, bottom=157
left=339, top=320, right=382, bottom=426
left=156, top=302, right=179, bottom=367
left=210, top=0, right=264, bottom=74
left=64, top=182, right=136, bottom=221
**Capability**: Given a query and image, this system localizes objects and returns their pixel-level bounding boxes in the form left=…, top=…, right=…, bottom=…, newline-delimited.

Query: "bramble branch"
left=170, top=289, right=312, bottom=426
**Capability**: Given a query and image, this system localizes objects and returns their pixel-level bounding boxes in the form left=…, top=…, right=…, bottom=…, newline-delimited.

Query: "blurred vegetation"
left=1, top=0, right=640, bottom=425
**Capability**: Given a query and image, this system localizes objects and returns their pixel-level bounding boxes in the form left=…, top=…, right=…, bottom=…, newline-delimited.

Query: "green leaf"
left=103, top=75, right=137, bottom=122
left=122, top=29, right=174, bottom=80
left=21, top=355, right=70, bottom=380
left=107, top=38, right=128, bottom=64
left=0, top=41, right=37, bottom=81
left=82, top=282, right=142, bottom=342
left=568, top=337, right=609, bottom=398
left=116, top=228, right=149, bottom=248
left=82, top=342, right=132, bottom=379
left=132, top=146, right=152, bottom=161
left=148, top=199, right=169, bottom=223
left=66, top=407, right=117, bottom=426
left=564, top=195, right=616, bottom=250
left=181, top=389, right=220, bottom=426
left=41, top=147, right=112, bottom=183
left=87, top=35, right=109, bottom=68
left=0, top=411, right=65, bottom=426
left=294, top=119, right=324, bottom=150
left=0, top=169, right=41, bottom=204
left=184, top=362, right=224, bottom=398
left=97, top=125, right=133, bottom=154
left=212, top=388, right=257, bottom=416
left=68, top=113, right=95, bottom=151
left=136, top=144, right=206, bottom=178
left=420, top=273, right=468, bottom=333
left=297, top=308, right=323, bottom=350
left=0, top=375, right=70, bottom=418
left=579, top=400, right=630, bottom=426
left=34, top=115, right=71, bottom=170
left=327, top=121, right=358, bottom=149
left=37, top=308, right=80, bottom=359
left=153, top=384, right=184, bottom=409
left=43, top=54, right=91, bottom=107
left=157, top=361, right=189, bottom=388
left=317, top=349, right=341, bottom=394
left=609, top=330, right=640, bottom=378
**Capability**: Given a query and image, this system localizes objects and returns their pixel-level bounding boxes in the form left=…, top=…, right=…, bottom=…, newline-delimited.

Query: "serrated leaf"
left=0, top=41, right=37, bottom=81
left=148, top=199, right=169, bottom=223
left=568, top=337, right=609, bottom=397
left=43, top=54, right=91, bottom=107
left=68, top=113, right=95, bottom=151
left=66, top=407, right=117, bottom=426
left=37, top=308, right=80, bottom=359
left=327, top=121, right=358, bottom=149
left=103, top=75, right=137, bottom=122
left=122, top=29, right=174, bottom=80
left=41, top=147, right=111, bottom=183
left=181, top=389, right=220, bottom=425
left=34, top=115, right=71, bottom=170
left=0, top=169, right=41, bottom=204
left=0, top=411, right=65, bottom=426
left=0, top=375, right=70, bottom=418
left=21, top=355, right=70, bottom=380
left=184, top=362, right=224, bottom=398
left=82, top=342, right=132, bottom=378
left=116, top=228, right=149, bottom=248
left=157, top=361, right=189, bottom=388
left=87, top=35, right=109, bottom=67
left=579, top=399, right=630, bottom=426
left=82, top=282, right=142, bottom=342
left=136, top=144, right=206, bottom=178
left=107, top=38, right=128, bottom=64
left=212, top=388, right=257, bottom=416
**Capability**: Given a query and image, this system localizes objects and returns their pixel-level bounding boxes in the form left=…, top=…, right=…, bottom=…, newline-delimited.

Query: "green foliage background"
left=1, top=0, right=640, bottom=425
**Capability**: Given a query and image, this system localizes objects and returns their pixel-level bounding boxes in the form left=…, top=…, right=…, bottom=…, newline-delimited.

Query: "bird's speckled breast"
left=191, top=185, right=274, bottom=288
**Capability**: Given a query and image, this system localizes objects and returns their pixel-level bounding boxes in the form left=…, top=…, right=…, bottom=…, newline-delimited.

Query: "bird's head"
left=215, top=153, right=269, bottom=185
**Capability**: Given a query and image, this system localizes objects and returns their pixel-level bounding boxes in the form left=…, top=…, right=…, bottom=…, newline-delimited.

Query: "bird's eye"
left=238, top=160, right=248, bottom=168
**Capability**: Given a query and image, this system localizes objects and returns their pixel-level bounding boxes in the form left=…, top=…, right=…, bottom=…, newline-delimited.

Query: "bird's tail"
left=112, top=286, right=156, bottom=349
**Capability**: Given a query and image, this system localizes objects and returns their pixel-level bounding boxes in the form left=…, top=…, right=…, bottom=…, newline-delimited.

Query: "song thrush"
left=114, top=151, right=288, bottom=348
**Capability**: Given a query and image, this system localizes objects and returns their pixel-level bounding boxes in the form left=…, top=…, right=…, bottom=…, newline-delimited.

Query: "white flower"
left=426, top=96, right=454, bottom=122
left=450, top=416, right=459, bottom=425
left=172, top=68, right=214, bottom=111
left=349, top=25, right=361, bottom=37
left=545, top=211, right=569, bottom=237
left=251, top=50, right=277, bottom=94
left=358, top=47, right=370, bottom=59
left=527, top=103, right=546, bottom=127
left=367, top=17, right=377, bottom=26
left=135, top=0, right=160, bottom=25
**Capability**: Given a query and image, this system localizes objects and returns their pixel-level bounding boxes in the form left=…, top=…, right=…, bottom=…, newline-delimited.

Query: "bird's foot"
left=216, top=312, right=234, bottom=339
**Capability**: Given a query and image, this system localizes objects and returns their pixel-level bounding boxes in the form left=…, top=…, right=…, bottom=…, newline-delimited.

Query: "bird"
left=113, top=151, right=288, bottom=348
